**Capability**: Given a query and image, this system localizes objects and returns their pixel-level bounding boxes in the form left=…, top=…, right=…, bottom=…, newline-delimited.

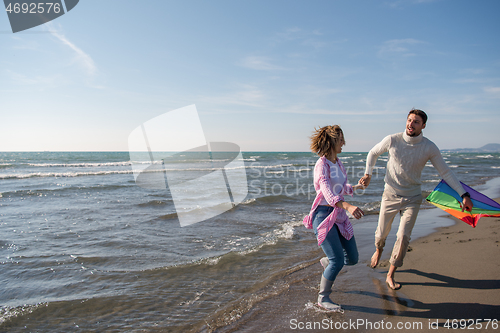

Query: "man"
left=360, top=109, right=473, bottom=290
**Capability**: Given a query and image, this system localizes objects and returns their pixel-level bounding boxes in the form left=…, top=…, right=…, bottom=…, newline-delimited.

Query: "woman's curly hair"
left=310, top=125, right=344, bottom=157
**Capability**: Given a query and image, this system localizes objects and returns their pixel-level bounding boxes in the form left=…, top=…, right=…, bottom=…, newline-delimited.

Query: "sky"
left=1, top=0, right=499, bottom=152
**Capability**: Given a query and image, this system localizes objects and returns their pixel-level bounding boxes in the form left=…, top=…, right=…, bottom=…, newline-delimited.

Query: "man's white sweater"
left=365, top=131, right=466, bottom=197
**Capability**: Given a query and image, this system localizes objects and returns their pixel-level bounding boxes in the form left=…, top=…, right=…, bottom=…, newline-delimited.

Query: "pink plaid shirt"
left=303, top=156, right=354, bottom=246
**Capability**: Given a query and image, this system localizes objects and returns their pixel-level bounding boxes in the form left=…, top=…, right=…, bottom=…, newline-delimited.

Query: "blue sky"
left=1, top=0, right=499, bottom=152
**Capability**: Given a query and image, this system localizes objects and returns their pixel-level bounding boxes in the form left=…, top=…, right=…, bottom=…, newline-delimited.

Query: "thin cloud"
left=282, top=105, right=401, bottom=116
left=240, top=56, right=286, bottom=71
left=201, top=85, right=267, bottom=108
left=484, top=86, right=500, bottom=98
left=386, top=0, right=441, bottom=8
left=49, top=26, right=97, bottom=76
left=378, top=38, right=426, bottom=57
left=7, top=69, right=59, bottom=86
left=275, top=27, right=303, bottom=41
left=273, top=27, right=329, bottom=50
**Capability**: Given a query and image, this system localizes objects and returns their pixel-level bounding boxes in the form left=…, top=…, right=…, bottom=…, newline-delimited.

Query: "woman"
left=303, top=125, right=365, bottom=311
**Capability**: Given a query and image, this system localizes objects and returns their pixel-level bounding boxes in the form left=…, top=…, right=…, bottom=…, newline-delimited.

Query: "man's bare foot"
left=386, top=277, right=401, bottom=290
left=370, top=249, right=382, bottom=268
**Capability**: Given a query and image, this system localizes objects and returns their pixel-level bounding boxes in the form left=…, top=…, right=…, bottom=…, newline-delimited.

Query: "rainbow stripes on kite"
left=426, top=180, right=500, bottom=227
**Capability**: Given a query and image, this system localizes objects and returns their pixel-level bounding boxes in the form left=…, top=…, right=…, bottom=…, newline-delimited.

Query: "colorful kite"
left=426, top=180, right=500, bottom=227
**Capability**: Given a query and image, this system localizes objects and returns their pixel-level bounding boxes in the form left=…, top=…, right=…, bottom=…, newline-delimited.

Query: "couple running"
left=303, top=109, right=473, bottom=311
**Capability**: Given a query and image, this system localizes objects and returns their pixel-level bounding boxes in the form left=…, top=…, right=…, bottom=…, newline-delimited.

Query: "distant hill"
left=442, top=143, right=500, bottom=153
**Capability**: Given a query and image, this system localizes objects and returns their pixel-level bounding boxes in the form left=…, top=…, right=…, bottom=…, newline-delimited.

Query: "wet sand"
left=204, top=200, right=500, bottom=333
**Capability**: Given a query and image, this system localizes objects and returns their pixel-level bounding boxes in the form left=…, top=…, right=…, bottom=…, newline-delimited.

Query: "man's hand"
left=359, top=174, right=371, bottom=187
left=461, top=196, right=473, bottom=212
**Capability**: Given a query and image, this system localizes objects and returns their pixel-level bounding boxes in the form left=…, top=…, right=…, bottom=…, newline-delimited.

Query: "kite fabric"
left=426, top=180, right=500, bottom=228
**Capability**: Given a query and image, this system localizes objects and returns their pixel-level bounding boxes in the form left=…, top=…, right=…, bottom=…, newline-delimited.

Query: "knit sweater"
left=364, top=132, right=466, bottom=197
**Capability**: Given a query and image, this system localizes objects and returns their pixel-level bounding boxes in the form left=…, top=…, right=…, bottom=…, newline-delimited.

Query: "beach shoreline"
left=203, top=199, right=500, bottom=333
left=1, top=152, right=498, bottom=332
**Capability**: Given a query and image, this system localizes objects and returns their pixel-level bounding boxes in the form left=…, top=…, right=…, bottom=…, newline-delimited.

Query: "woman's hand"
left=348, top=205, right=364, bottom=219
left=336, top=201, right=365, bottom=219
left=353, top=184, right=366, bottom=190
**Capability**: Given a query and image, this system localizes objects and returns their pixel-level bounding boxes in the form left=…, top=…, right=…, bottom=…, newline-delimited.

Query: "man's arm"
left=429, top=144, right=473, bottom=212
left=360, top=135, right=391, bottom=187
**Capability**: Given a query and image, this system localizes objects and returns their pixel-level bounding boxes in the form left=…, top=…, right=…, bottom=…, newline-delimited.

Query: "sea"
left=1, top=151, right=499, bottom=332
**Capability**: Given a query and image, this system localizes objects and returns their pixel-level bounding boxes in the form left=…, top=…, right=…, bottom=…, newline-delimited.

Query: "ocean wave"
left=247, top=163, right=295, bottom=169
left=153, top=162, right=309, bottom=174
left=0, top=184, right=134, bottom=199
left=265, top=171, right=285, bottom=175
left=130, top=160, right=163, bottom=165
left=162, top=157, right=232, bottom=164
left=27, top=161, right=133, bottom=168
left=250, top=194, right=301, bottom=205
left=0, top=163, right=14, bottom=169
left=285, top=167, right=313, bottom=173
left=138, top=200, right=170, bottom=208
left=0, top=170, right=135, bottom=180
left=359, top=201, right=381, bottom=215
left=240, top=198, right=256, bottom=205
left=191, top=220, right=303, bottom=264
left=159, top=212, right=179, bottom=220
left=0, top=303, right=46, bottom=326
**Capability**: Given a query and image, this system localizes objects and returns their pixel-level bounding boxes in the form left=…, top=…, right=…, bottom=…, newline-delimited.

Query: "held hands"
left=359, top=174, right=371, bottom=188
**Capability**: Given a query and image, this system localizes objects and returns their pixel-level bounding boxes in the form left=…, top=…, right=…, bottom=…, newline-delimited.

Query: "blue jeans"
left=312, top=206, right=359, bottom=281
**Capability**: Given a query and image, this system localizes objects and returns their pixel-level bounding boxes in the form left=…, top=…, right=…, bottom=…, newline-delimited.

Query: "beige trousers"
left=375, top=190, right=422, bottom=267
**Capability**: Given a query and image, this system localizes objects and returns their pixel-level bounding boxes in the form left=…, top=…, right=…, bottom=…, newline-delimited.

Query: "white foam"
left=266, top=171, right=285, bottom=175
left=28, top=161, right=133, bottom=168
left=0, top=303, right=47, bottom=325
left=248, top=163, right=295, bottom=169
left=0, top=170, right=135, bottom=180
left=240, top=198, right=256, bottom=205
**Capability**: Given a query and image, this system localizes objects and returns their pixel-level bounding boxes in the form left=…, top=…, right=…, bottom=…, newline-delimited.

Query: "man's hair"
left=408, top=108, right=428, bottom=124
left=310, top=125, right=344, bottom=157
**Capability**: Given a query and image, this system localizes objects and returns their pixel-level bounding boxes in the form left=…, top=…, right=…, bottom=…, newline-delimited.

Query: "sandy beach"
left=205, top=200, right=500, bottom=333
left=383, top=212, right=500, bottom=331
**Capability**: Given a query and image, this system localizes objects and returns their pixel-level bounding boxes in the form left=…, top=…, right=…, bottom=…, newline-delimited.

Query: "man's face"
left=406, top=113, right=426, bottom=137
